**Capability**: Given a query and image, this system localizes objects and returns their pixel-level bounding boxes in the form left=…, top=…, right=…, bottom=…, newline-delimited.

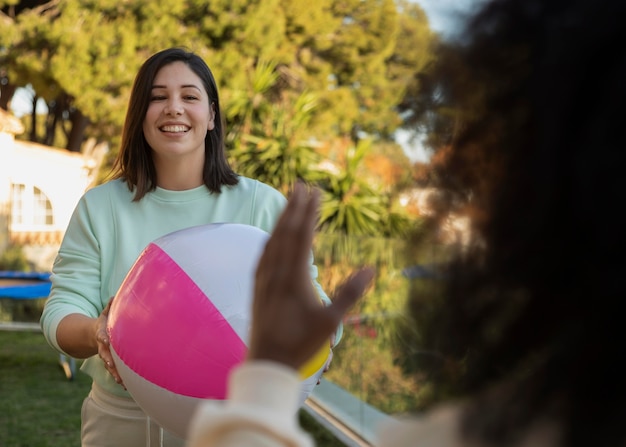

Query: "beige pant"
left=81, top=382, right=186, bottom=447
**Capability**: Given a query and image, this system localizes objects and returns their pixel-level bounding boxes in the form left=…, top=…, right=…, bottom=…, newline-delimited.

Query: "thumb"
left=328, top=267, right=375, bottom=320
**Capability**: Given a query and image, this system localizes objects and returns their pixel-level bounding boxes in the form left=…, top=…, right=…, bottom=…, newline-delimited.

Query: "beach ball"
left=106, top=223, right=329, bottom=439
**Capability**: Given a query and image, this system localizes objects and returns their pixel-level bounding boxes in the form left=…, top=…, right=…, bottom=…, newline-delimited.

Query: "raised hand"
left=248, top=183, right=375, bottom=370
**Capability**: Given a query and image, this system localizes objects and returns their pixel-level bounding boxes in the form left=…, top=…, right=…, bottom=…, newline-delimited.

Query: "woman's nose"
left=164, top=99, right=183, bottom=116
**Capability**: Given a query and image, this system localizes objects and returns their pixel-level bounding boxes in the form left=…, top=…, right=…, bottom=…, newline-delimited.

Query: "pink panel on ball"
left=107, top=243, right=247, bottom=399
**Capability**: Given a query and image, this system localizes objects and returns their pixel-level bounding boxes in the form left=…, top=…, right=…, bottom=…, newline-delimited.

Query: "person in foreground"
left=188, top=184, right=374, bottom=447
left=188, top=0, right=626, bottom=446
left=40, top=48, right=335, bottom=447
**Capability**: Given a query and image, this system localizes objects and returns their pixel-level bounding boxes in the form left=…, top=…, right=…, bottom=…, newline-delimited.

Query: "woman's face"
left=143, top=61, right=215, bottom=167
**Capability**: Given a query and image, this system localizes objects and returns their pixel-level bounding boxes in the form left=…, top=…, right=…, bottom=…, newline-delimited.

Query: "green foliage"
left=315, top=233, right=403, bottom=268
left=327, top=327, right=429, bottom=415
left=16, top=111, right=68, bottom=148
left=224, top=60, right=417, bottom=238
left=1, top=0, right=435, bottom=159
left=315, top=222, right=455, bottom=415
left=225, top=61, right=323, bottom=194
left=314, top=231, right=412, bottom=412
left=312, top=139, right=414, bottom=237
left=316, top=141, right=386, bottom=235
left=0, top=297, right=46, bottom=325
left=0, top=245, right=30, bottom=271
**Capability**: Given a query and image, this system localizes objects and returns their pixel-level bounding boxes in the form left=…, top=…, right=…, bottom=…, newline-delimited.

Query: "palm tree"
left=313, top=139, right=406, bottom=237
left=225, top=60, right=277, bottom=139
left=225, top=61, right=321, bottom=194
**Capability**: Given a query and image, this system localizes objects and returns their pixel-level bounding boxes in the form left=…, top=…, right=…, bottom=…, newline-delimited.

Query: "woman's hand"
left=248, top=183, right=375, bottom=371
left=96, top=298, right=125, bottom=388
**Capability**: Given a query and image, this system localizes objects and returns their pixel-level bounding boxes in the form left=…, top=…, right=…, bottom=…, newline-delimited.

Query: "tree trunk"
left=30, top=95, right=39, bottom=142
left=66, top=109, right=89, bottom=152
left=44, top=98, right=61, bottom=147
left=0, top=84, right=17, bottom=111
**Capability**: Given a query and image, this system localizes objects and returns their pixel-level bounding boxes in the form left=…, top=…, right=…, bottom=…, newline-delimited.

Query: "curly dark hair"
left=404, top=1, right=626, bottom=446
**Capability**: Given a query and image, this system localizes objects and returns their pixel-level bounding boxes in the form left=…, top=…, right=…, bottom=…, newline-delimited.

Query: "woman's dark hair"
left=112, top=47, right=238, bottom=200
left=404, top=1, right=626, bottom=446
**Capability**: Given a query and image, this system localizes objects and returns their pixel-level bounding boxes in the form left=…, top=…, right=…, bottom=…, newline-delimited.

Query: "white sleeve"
left=187, top=361, right=315, bottom=447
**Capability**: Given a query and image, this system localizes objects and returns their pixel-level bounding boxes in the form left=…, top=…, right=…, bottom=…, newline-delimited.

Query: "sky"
left=399, top=0, right=487, bottom=162
left=11, top=86, right=41, bottom=118
left=416, top=0, right=485, bottom=36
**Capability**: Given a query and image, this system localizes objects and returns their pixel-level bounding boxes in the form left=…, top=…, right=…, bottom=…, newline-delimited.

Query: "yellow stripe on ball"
left=297, top=286, right=333, bottom=379
left=298, top=343, right=330, bottom=379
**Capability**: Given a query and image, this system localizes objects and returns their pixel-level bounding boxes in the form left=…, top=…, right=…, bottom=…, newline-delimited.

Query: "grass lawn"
left=0, top=330, right=89, bottom=447
left=0, top=330, right=344, bottom=447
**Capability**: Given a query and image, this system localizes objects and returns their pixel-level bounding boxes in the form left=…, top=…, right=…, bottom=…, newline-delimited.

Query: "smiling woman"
left=112, top=48, right=237, bottom=201
left=142, top=61, right=216, bottom=190
left=39, top=47, right=337, bottom=447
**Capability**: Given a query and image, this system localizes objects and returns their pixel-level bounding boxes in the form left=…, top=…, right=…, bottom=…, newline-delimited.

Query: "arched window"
left=33, top=186, right=54, bottom=225
left=10, top=184, right=25, bottom=225
left=10, top=183, right=55, bottom=229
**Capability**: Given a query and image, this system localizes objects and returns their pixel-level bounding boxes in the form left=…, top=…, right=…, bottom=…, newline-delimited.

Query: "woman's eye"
left=184, top=95, right=199, bottom=101
left=150, top=96, right=166, bottom=101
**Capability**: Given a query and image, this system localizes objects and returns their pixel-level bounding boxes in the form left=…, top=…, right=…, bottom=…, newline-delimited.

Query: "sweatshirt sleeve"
left=187, top=362, right=314, bottom=447
left=40, top=192, right=104, bottom=354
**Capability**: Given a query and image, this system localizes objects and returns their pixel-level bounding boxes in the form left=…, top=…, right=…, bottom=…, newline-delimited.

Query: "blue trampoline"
left=0, top=271, right=52, bottom=299
left=0, top=271, right=75, bottom=380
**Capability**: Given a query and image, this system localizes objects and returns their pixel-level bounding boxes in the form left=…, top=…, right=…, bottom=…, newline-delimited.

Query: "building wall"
left=0, top=110, right=102, bottom=271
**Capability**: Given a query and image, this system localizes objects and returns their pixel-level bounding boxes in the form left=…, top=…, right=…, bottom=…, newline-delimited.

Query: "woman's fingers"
left=96, top=297, right=125, bottom=387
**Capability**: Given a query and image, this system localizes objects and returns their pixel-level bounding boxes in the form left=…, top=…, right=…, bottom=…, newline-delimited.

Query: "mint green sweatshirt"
left=40, top=177, right=335, bottom=398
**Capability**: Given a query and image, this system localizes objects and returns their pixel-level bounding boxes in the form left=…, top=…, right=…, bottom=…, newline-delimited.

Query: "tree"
left=1, top=0, right=199, bottom=150
left=2, top=0, right=435, bottom=160
left=0, top=66, right=17, bottom=111
left=312, top=138, right=412, bottom=237
left=224, top=60, right=323, bottom=194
